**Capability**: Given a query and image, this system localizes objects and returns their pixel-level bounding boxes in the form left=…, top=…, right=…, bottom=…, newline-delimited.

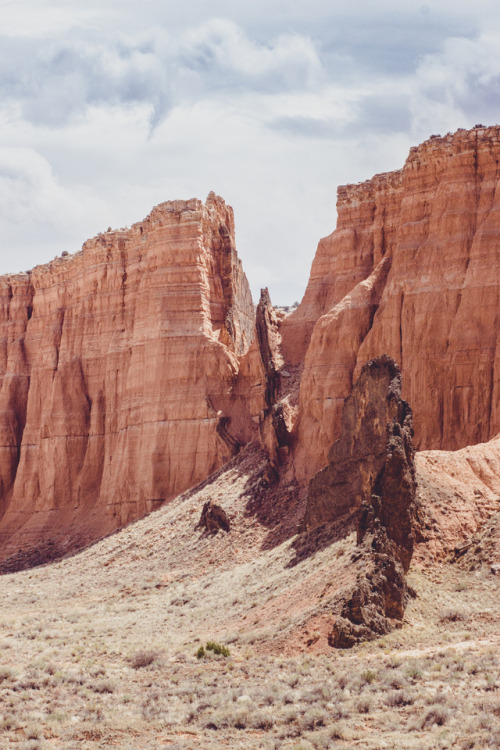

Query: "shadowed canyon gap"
left=1, top=126, right=500, bottom=566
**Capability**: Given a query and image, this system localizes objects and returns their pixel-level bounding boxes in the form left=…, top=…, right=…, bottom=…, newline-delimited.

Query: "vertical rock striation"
left=286, top=126, right=500, bottom=483
left=0, top=193, right=254, bottom=561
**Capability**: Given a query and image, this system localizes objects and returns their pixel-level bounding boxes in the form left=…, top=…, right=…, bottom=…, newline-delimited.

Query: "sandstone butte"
left=1, top=125, right=500, bottom=566
left=284, top=125, right=500, bottom=483
left=0, top=192, right=254, bottom=560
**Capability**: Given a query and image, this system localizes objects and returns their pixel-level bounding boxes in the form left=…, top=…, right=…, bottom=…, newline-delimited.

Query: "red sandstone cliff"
left=286, top=126, right=500, bottom=483
left=3, top=125, right=500, bottom=567
left=0, top=193, right=254, bottom=560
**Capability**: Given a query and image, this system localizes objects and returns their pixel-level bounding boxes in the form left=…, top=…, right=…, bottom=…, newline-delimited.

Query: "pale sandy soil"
left=0, top=445, right=499, bottom=749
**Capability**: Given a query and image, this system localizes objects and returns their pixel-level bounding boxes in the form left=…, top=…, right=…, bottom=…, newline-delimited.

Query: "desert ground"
left=0, top=445, right=498, bottom=749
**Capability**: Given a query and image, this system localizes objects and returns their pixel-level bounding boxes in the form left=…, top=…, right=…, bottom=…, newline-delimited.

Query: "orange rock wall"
left=288, top=127, right=500, bottom=482
left=3, top=125, right=500, bottom=560
left=0, top=193, right=254, bottom=559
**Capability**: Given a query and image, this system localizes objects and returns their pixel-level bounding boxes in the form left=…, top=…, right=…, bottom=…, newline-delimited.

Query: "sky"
left=1, top=1, right=500, bottom=304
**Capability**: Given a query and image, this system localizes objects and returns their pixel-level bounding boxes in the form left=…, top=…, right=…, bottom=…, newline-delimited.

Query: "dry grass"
left=0, top=445, right=498, bottom=748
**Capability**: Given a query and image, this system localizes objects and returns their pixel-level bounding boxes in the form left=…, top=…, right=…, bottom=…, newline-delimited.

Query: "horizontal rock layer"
left=0, top=193, right=254, bottom=560
left=3, top=125, right=500, bottom=567
left=285, top=126, right=500, bottom=483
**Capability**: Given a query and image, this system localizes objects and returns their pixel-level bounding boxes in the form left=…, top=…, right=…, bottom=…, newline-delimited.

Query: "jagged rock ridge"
left=304, top=355, right=418, bottom=646
left=1, top=125, right=500, bottom=593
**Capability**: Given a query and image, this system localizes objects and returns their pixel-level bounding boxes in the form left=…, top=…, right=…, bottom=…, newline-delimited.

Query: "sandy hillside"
left=0, top=443, right=499, bottom=749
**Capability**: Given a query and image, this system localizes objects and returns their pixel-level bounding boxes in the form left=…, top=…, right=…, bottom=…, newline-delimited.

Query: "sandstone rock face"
left=303, top=355, right=418, bottom=647
left=286, top=126, right=500, bottom=483
left=3, top=124, right=500, bottom=576
left=0, top=193, right=254, bottom=561
left=293, top=257, right=391, bottom=481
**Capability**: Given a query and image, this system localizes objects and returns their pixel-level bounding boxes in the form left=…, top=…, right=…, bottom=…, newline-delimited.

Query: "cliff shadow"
left=285, top=513, right=358, bottom=568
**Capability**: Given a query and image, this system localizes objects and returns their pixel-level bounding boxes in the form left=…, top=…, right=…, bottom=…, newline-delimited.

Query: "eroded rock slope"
left=304, top=356, right=418, bottom=646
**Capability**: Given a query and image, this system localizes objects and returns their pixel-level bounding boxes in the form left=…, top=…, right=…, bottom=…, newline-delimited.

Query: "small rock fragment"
left=197, top=500, right=231, bottom=533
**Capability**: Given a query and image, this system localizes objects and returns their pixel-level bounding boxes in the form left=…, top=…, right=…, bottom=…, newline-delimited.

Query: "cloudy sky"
left=1, top=1, right=499, bottom=303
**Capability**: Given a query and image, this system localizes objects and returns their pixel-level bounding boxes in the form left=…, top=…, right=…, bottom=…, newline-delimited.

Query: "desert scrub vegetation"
left=0, top=455, right=498, bottom=750
left=196, top=641, right=231, bottom=658
left=0, top=646, right=498, bottom=748
left=128, top=649, right=162, bottom=669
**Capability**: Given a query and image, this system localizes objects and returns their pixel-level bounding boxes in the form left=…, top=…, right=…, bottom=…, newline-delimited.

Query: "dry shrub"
left=0, top=666, right=15, bottom=683
left=249, top=709, right=274, bottom=730
left=386, top=689, right=414, bottom=707
left=410, top=704, right=449, bottom=730
left=300, top=706, right=329, bottom=731
left=356, top=698, right=372, bottom=714
left=129, top=649, right=161, bottom=669
left=439, top=608, right=468, bottom=623
left=386, top=671, right=408, bottom=690
left=91, top=678, right=116, bottom=694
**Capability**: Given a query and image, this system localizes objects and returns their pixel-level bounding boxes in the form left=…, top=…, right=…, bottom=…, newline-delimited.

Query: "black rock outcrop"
left=304, top=355, right=418, bottom=647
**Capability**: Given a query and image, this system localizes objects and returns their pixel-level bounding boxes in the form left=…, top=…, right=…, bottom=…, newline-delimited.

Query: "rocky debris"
left=197, top=500, right=231, bottom=533
left=303, top=355, right=418, bottom=647
left=329, top=524, right=411, bottom=648
left=453, top=510, right=500, bottom=573
left=0, top=537, right=81, bottom=574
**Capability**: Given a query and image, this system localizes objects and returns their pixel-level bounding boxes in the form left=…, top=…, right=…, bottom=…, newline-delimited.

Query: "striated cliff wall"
left=288, top=126, right=500, bottom=482
left=0, top=192, right=254, bottom=560
left=3, top=125, right=500, bottom=564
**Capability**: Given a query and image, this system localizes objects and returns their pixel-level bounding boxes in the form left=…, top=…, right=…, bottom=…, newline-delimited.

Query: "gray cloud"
left=2, top=1, right=500, bottom=303
left=267, top=116, right=342, bottom=140
left=267, top=93, right=412, bottom=140
left=411, top=34, right=500, bottom=135
left=0, top=21, right=322, bottom=129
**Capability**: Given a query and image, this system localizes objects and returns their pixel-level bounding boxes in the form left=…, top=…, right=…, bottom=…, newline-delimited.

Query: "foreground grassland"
left=0, top=449, right=498, bottom=748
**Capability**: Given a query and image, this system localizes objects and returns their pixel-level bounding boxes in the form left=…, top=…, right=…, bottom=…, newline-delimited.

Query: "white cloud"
left=179, top=19, right=322, bottom=88
left=0, top=20, right=322, bottom=130
left=0, top=147, right=80, bottom=226
left=411, top=34, right=500, bottom=136
left=2, top=2, right=500, bottom=301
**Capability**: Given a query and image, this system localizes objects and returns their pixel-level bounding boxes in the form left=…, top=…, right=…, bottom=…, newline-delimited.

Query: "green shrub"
left=206, top=641, right=231, bottom=657
left=196, top=641, right=231, bottom=659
